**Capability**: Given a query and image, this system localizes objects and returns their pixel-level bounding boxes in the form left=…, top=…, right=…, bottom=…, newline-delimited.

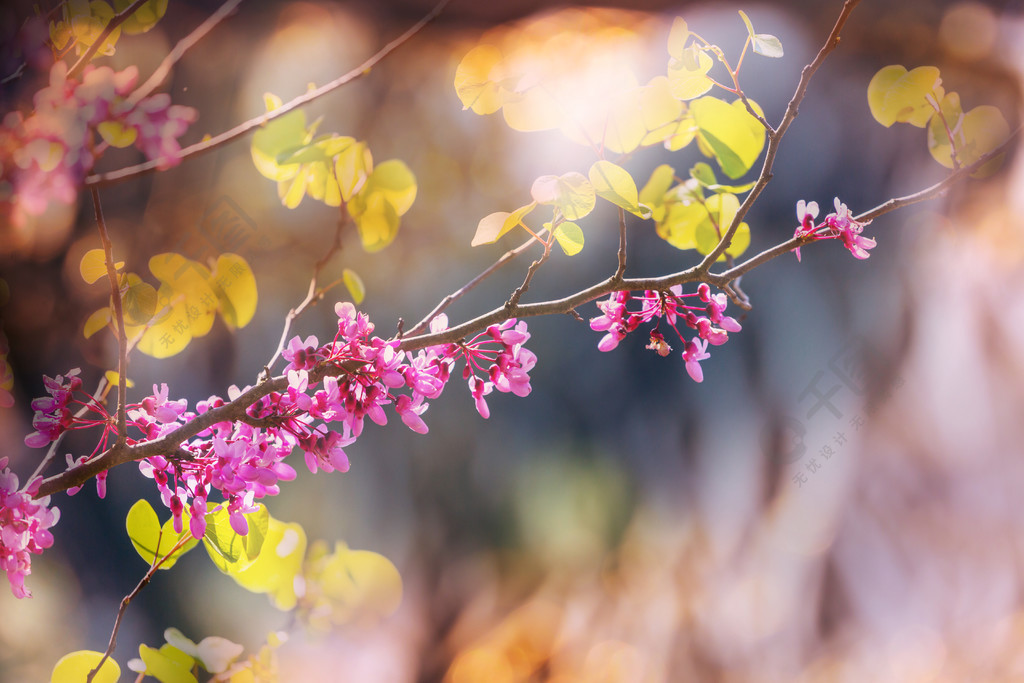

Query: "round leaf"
left=552, top=221, right=585, bottom=256
left=51, top=650, right=120, bottom=683
left=454, top=44, right=505, bottom=115
left=867, top=65, right=943, bottom=128
left=343, top=268, right=365, bottom=305
left=208, top=254, right=257, bottom=329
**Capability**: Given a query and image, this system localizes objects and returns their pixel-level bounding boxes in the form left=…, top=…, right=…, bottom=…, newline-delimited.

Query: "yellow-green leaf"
left=229, top=516, right=307, bottom=610
left=929, top=101, right=1009, bottom=177
left=362, top=160, right=417, bottom=216
left=867, top=65, right=944, bottom=128
left=667, top=17, right=690, bottom=60
left=125, top=499, right=198, bottom=569
left=691, top=97, right=766, bottom=179
left=639, top=164, right=677, bottom=222
left=454, top=44, right=505, bottom=115
left=51, top=650, right=120, bottom=683
left=351, top=192, right=400, bottom=252
left=113, top=0, right=167, bottom=34
left=202, top=504, right=270, bottom=574
left=208, top=254, right=257, bottom=329
left=138, top=644, right=198, bottom=683
left=148, top=253, right=218, bottom=338
left=551, top=221, right=585, bottom=256
left=500, top=86, right=563, bottom=133
left=104, top=370, right=134, bottom=389
left=667, top=48, right=714, bottom=100
left=79, top=248, right=122, bottom=285
left=83, top=307, right=112, bottom=339
left=251, top=95, right=308, bottom=182
left=313, top=542, right=403, bottom=626
left=343, top=268, right=365, bottom=305
left=122, top=277, right=158, bottom=326
left=97, top=120, right=137, bottom=148
left=588, top=160, right=649, bottom=218
left=335, top=140, right=372, bottom=202
left=471, top=202, right=537, bottom=247
left=131, top=283, right=192, bottom=358
left=656, top=200, right=706, bottom=250
left=530, top=172, right=595, bottom=221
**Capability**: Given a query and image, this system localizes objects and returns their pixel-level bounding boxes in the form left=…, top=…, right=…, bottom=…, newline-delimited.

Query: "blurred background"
left=1, top=0, right=1023, bottom=680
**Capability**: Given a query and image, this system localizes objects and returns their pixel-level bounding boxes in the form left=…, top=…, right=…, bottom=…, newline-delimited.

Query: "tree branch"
left=91, top=187, right=128, bottom=445
left=126, top=0, right=244, bottom=106
left=83, top=0, right=451, bottom=187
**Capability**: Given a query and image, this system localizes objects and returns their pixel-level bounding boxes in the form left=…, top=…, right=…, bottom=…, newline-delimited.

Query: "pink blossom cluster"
left=0, top=457, right=60, bottom=598
left=590, top=283, right=742, bottom=382
left=793, top=197, right=876, bottom=261
left=10, top=303, right=537, bottom=578
left=1, top=62, right=197, bottom=229
left=136, top=303, right=536, bottom=538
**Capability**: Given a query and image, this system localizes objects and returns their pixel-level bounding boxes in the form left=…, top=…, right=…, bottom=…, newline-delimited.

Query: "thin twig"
left=260, top=215, right=348, bottom=381
left=405, top=231, right=545, bottom=338
left=87, top=533, right=193, bottom=682
left=698, top=0, right=861, bottom=270
left=84, top=0, right=452, bottom=187
left=127, top=0, right=244, bottom=106
left=91, top=188, right=128, bottom=445
left=67, top=0, right=150, bottom=80
left=720, top=127, right=1019, bottom=283
left=28, top=375, right=109, bottom=483
left=614, top=207, right=627, bottom=280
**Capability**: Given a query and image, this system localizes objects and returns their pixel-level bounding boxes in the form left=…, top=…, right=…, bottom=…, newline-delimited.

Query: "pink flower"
left=682, top=338, right=711, bottom=383
left=792, top=197, right=875, bottom=261
left=826, top=198, right=876, bottom=259
left=792, top=199, right=819, bottom=262
left=1, top=458, right=61, bottom=598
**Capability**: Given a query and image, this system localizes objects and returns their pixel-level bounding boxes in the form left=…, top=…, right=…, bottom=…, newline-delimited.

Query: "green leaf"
left=689, top=162, right=717, bottom=187
left=530, top=172, right=595, bottom=221
left=51, top=650, right=120, bottom=683
left=125, top=499, right=197, bottom=569
left=588, top=160, right=649, bottom=218
left=691, top=97, right=766, bottom=179
left=551, top=221, right=585, bottom=256
left=343, top=268, right=365, bottom=305
left=867, top=65, right=943, bottom=128
left=202, top=504, right=270, bottom=574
